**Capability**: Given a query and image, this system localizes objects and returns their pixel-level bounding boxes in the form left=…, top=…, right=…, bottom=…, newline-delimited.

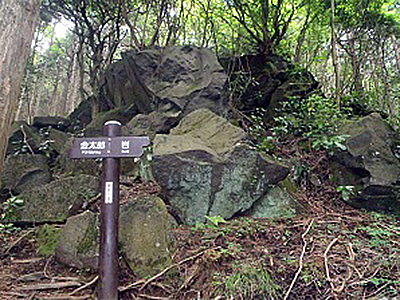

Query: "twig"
left=5, top=229, right=35, bottom=254
left=138, top=247, right=221, bottom=291
left=20, top=124, right=35, bottom=154
left=1, top=291, right=29, bottom=297
left=43, top=255, right=53, bottom=278
left=365, top=283, right=390, bottom=299
left=39, top=296, right=92, bottom=300
left=118, top=279, right=147, bottom=292
left=28, top=292, right=36, bottom=300
left=137, top=294, right=170, bottom=300
left=324, top=237, right=339, bottom=292
left=69, top=276, right=98, bottom=296
left=283, top=219, right=315, bottom=300
left=18, top=281, right=82, bottom=291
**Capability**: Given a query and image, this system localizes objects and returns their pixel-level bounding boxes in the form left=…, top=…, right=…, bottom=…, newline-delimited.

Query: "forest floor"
left=0, top=147, right=399, bottom=300
left=1, top=198, right=399, bottom=299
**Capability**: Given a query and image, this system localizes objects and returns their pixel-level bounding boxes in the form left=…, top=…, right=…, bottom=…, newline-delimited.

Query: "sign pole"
left=69, top=120, right=150, bottom=299
left=98, top=120, right=121, bottom=300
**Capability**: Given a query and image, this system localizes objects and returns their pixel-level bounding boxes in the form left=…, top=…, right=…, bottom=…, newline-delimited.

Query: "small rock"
left=56, top=211, right=99, bottom=270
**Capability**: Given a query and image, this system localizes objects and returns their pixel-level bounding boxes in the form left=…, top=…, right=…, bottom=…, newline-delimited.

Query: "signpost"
left=69, top=121, right=150, bottom=300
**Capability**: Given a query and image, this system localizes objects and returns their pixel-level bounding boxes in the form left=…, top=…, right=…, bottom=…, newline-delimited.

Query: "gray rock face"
left=152, top=109, right=290, bottom=224
left=248, top=180, right=302, bottom=219
left=126, top=109, right=181, bottom=139
left=18, top=175, right=100, bottom=222
left=99, top=46, right=228, bottom=122
left=33, top=116, right=71, bottom=131
left=331, top=113, right=400, bottom=214
left=1, top=154, right=51, bottom=194
left=56, top=211, right=99, bottom=270
left=119, top=196, right=173, bottom=277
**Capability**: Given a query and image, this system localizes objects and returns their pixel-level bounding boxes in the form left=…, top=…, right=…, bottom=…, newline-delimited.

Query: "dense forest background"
left=16, top=0, right=400, bottom=129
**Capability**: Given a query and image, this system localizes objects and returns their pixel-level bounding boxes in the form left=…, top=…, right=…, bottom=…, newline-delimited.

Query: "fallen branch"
left=20, top=124, right=35, bottom=155
left=43, top=255, right=54, bottom=278
left=4, top=229, right=35, bottom=254
left=38, top=295, right=92, bottom=300
left=135, top=247, right=221, bottom=292
left=137, top=294, right=170, bottom=300
left=18, top=281, right=82, bottom=291
left=69, top=276, right=98, bottom=296
left=1, top=291, right=29, bottom=298
left=324, top=237, right=339, bottom=292
left=283, top=218, right=315, bottom=300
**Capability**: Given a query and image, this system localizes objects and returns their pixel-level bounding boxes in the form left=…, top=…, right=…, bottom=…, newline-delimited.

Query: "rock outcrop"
left=331, top=113, right=400, bottom=214
left=152, top=109, right=291, bottom=224
left=85, top=46, right=228, bottom=136
left=1, top=154, right=51, bottom=195
left=18, top=175, right=100, bottom=222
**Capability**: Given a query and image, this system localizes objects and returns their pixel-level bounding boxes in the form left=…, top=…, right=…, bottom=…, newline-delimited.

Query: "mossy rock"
left=18, top=175, right=100, bottom=222
left=55, top=211, right=99, bottom=270
left=119, top=196, right=174, bottom=278
left=36, top=225, right=61, bottom=256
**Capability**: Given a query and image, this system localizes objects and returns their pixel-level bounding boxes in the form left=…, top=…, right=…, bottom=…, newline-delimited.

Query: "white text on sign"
left=121, top=140, right=130, bottom=154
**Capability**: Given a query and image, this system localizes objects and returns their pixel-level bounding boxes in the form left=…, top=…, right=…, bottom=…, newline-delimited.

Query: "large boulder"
left=56, top=211, right=99, bottom=270
left=1, top=154, right=51, bottom=194
left=330, top=113, right=400, bottom=214
left=18, top=175, right=100, bottom=222
left=119, top=196, right=173, bottom=277
left=152, top=109, right=291, bottom=224
left=98, top=46, right=228, bottom=123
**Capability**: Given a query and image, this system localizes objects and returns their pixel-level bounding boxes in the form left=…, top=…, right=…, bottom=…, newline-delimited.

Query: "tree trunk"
left=392, top=35, right=400, bottom=75
left=0, top=0, right=41, bottom=179
left=330, top=0, right=341, bottom=106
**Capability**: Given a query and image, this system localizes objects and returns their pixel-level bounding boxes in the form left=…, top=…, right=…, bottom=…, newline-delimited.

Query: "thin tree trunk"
left=348, top=37, right=362, bottom=96
left=392, top=35, right=400, bottom=75
left=331, top=0, right=341, bottom=106
left=294, top=4, right=312, bottom=64
left=0, top=0, right=41, bottom=179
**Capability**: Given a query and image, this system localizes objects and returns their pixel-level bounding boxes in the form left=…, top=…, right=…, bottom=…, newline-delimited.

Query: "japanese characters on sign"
left=69, top=136, right=150, bottom=158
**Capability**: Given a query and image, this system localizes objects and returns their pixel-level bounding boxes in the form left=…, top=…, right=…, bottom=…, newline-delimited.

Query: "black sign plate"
left=69, top=136, right=150, bottom=158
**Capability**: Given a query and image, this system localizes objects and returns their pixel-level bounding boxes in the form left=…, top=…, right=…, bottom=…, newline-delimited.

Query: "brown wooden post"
left=98, top=120, right=121, bottom=300
left=68, top=121, right=150, bottom=299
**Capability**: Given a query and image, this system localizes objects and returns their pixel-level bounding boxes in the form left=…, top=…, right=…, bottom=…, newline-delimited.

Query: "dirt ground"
left=1, top=205, right=399, bottom=300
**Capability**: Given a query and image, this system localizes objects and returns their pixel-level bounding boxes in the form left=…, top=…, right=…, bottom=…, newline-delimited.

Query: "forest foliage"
left=17, top=0, right=400, bottom=131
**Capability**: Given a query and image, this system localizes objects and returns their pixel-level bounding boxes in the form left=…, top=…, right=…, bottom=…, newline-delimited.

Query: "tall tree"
left=0, top=0, right=41, bottom=179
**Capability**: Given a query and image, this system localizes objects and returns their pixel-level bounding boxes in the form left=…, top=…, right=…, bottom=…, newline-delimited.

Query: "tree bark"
left=0, top=0, right=41, bottom=179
